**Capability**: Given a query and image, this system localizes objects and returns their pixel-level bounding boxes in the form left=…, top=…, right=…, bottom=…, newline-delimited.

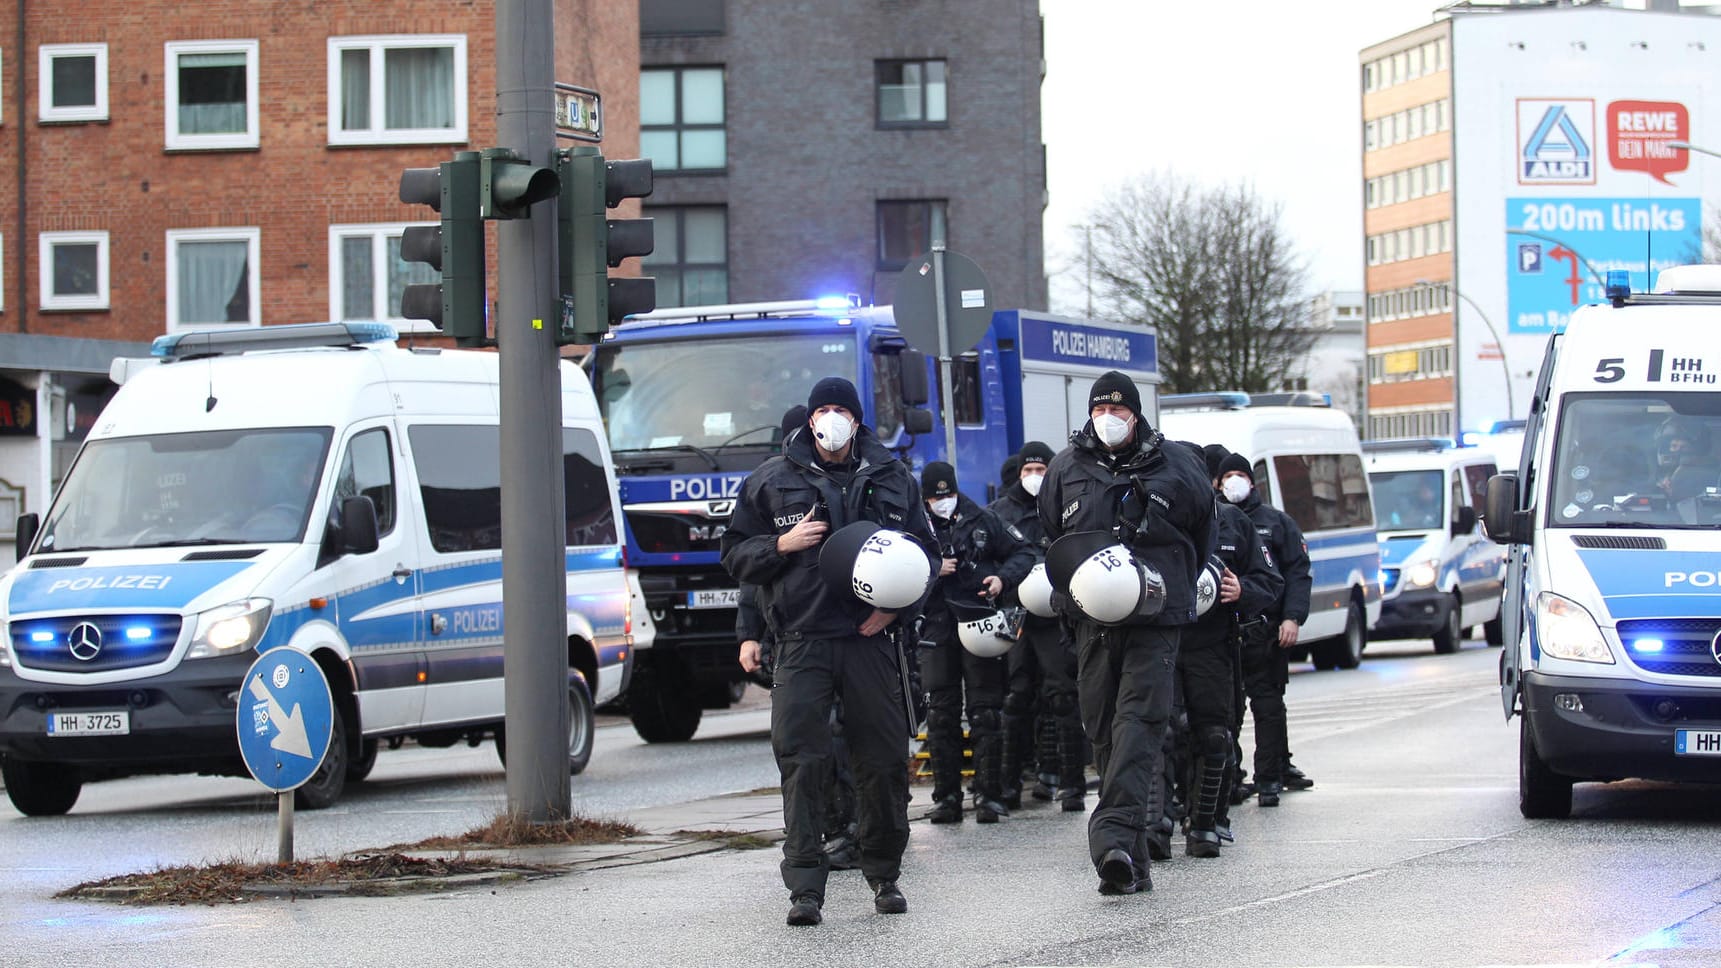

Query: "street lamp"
left=1503, top=228, right=1607, bottom=289
left=1669, top=139, right=1721, bottom=160
left=1416, top=279, right=1515, bottom=424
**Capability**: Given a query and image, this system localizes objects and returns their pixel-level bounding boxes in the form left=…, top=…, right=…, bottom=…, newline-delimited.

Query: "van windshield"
left=591, top=335, right=857, bottom=452
left=38, top=428, right=334, bottom=552
left=1549, top=391, right=1721, bottom=528
left=1370, top=470, right=1444, bottom=531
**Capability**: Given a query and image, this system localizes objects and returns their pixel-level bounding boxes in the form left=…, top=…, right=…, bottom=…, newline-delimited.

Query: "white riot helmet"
left=1046, top=531, right=1167, bottom=626
left=1194, top=564, right=1219, bottom=617
left=952, top=603, right=1017, bottom=658
left=1018, top=562, right=1056, bottom=618
left=819, top=521, right=933, bottom=610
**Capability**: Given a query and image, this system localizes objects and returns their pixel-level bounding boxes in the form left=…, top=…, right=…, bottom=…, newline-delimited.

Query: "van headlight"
left=0, top=620, right=10, bottom=668
left=187, top=598, right=273, bottom=660
left=1404, top=559, right=1439, bottom=589
left=1536, top=592, right=1613, bottom=664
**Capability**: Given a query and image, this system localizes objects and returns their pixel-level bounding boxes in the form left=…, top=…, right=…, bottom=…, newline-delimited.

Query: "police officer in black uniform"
left=721, top=377, right=936, bottom=927
left=919, top=461, right=1034, bottom=824
left=1217, top=452, right=1313, bottom=806
left=1038, top=371, right=1214, bottom=895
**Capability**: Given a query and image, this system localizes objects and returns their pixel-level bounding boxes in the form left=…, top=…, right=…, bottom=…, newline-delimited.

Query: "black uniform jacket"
left=1037, top=423, right=1216, bottom=627
left=1235, top=490, right=1312, bottom=625
left=987, top=482, right=1048, bottom=609
left=1189, top=499, right=1283, bottom=641
left=923, top=493, right=1036, bottom=643
left=720, top=424, right=936, bottom=640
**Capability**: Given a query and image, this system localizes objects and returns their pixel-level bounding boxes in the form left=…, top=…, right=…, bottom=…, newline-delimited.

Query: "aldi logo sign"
left=1517, top=99, right=1595, bottom=184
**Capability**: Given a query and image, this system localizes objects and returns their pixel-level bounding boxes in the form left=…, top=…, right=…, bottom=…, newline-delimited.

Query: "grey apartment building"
left=638, top=0, right=1048, bottom=311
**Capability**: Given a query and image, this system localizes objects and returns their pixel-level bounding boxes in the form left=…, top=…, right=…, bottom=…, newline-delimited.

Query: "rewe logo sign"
left=1518, top=99, right=1595, bottom=185
left=1608, top=99, right=1689, bottom=186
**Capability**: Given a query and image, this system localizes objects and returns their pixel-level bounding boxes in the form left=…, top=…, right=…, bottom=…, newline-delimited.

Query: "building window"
left=328, top=35, right=467, bottom=146
left=166, top=227, right=259, bottom=330
left=39, top=231, right=108, bottom=311
left=642, top=206, right=727, bottom=309
left=329, top=223, right=439, bottom=329
left=165, top=40, right=259, bottom=150
left=640, top=66, right=725, bottom=172
left=877, top=200, right=946, bottom=270
left=876, top=59, right=948, bottom=127
left=39, top=44, right=107, bottom=123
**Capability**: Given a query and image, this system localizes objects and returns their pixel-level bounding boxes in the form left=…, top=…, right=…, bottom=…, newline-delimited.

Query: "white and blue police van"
left=0, top=322, right=632, bottom=816
left=1364, top=438, right=1506, bottom=654
left=1487, top=266, right=1721, bottom=818
left=1159, top=392, right=1382, bottom=670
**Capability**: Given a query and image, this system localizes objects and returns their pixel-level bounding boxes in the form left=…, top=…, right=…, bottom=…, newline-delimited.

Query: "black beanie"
left=999, top=454, right=1022, bottom=488
left=779, top=405, right=808, bottom=441
left=806, top=377, right=864, bottom=420
left=1202, top=443, right=1232, bottom=479
left=1017, top=440, right=1056, bottom=467
left=1217, top=453, right=1253, bottom=480
left=1087, top=370, right=1142, bottom=416
left=922, top=461, right=958, bottom=498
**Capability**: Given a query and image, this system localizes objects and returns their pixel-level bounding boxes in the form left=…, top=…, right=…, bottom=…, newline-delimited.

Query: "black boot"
left=1258, top=780, right=1283, bottom=807
left=1283, top=759, right=1314, bottom=790
left=786, top=893, right=822, bottom=926
left=928, top=795, right=963, bottom=823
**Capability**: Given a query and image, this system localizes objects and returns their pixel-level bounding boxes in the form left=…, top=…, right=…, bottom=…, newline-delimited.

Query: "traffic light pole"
left=496, top=0, right=571, bottom=822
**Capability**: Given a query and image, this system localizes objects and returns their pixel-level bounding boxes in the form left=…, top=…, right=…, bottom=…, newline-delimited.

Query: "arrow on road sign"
left=247, top=674, right=312, bottom=759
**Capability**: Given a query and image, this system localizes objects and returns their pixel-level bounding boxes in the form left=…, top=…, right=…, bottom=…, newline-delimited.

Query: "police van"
left=1487, top=266, right=1721, bottom=818
left=0, top=323, right=631, bottom=816
left=1364, top=438, right=1505, bottom=654
left=1158, top=392, right=1382, bottom=670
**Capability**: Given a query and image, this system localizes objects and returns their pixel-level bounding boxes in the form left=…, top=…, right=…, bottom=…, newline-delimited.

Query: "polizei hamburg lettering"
left=669, top=475, right=746, bottom=501
left=47, top=574, right=174, bottom=594
left=1051, top=328, right=1132, bottom=363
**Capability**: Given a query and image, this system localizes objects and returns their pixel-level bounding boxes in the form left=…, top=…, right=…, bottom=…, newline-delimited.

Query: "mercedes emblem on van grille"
left=68, top=622, right=103, bottom=662
left=1711, top=628, right=1721, bottom=667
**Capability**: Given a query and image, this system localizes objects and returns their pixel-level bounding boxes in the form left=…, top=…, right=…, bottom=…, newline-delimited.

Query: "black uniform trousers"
left=1240, top=621, right=1289, bottom=785
left=1075, top=621, right=1178, bottom=871
left=919, top=638, right=1007, bottom=801
left=771, top=632, right=911, bottom=899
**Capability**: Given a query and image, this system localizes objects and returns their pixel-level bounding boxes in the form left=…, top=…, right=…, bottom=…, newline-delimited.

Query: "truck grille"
left=626, top=511, right=727, bottom=555
left=11, top=614, right=185, bottom=672
left=1616, top=618, right=1721, bottom=678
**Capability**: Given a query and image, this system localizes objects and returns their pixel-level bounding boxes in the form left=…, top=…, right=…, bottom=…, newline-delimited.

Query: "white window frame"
left=39, top=231, right=108, bottom=310
left=165, top=227, right=261, bottom=332
left=164, top=39, right=260, bottom=151
left=327, top=35, right=468, bottom=146
left=327, top=222, right=440, bottom=333
left=39, top=43, right=108, bottom=123
left=0, top=233, right=6, bottom=311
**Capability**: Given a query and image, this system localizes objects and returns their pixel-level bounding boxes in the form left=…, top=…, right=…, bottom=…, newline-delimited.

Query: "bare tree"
left=1079, top=173, right=1316, bottom=394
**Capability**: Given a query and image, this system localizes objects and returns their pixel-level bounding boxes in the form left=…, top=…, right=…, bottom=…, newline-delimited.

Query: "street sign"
left=555, top=83, right=602, bottom=143
left=237, top=648, right=333, bottom=793
left=893, top=249, right=993, bottom=357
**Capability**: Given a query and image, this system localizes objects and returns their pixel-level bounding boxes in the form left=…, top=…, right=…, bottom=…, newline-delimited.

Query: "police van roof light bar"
left=1361, top=437, right=1457, bottom=454
left=151, top=322, right=397, bottom=360
left=622, top=295, right=863, bottom=327
left=1159, top=391, right=1252, bottom=412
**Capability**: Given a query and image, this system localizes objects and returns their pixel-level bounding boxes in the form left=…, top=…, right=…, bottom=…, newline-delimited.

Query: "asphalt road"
left=8, top=635, right=1721, bottom=967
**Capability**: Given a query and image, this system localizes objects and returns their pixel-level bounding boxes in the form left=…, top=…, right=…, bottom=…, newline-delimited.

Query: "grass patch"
left=390, top=811, right=642, bottom=851
left=672, top=829, right=776, bottom=850
left=56, top=854, right=554, bottom=906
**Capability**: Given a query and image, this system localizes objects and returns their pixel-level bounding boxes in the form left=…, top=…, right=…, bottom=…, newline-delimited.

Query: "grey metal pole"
left=277, top=791, right=293, bottom=864
left=931, top=244, right=959, bottom=464
left=497, top=0, right=571, bottom=822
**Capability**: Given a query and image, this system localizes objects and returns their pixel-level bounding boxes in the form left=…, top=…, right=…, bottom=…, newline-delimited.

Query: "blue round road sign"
left=236, top=648, right=334, bottom=792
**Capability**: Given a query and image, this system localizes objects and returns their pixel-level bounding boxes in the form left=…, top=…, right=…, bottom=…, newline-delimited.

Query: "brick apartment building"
left=0, top=0, right=638, bottom=530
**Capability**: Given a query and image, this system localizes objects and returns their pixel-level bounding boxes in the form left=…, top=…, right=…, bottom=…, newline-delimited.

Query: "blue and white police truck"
left=1158, top=392, right=1383, bottom=670
left=1486, top=266, right=1721, bottom=818
left=587, top=299, right=1157, bottom=741
left=0, top=323, right=632, bottom=815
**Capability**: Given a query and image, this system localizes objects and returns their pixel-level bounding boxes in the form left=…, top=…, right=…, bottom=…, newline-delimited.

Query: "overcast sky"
left=1038, top=0, right=1450, bottom=312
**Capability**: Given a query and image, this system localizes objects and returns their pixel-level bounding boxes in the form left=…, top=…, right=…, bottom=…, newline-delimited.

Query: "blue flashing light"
left=28, top=630, right=54, bottom=643
left=124, top=626, right=153, bottom=641
left=814, top=295, right=854, bottom=311
left=1460, top=431, right=1482, bottom=447
left=1605, top=269, right=1632, bottom=306
left=1630, top=638, right=1665, bottom=654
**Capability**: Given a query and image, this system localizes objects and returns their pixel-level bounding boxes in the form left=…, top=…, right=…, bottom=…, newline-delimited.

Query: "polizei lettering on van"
left=668, top=475, right=746, bottom=501
left=1666, top=571, right=1721, bottom=588
left=47, top=575, right=173, bottom=594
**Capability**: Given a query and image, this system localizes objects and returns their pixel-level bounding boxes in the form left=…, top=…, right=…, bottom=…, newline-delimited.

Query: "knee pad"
left=1047, top=692, right=1079, bottom=718
left=970, top=707, right=1003, bottom=733
left=1002, top=691, right=1035, bottom=717
left=1199, top=725, right=1231, bottom=758
left=926, top=708, right=960, bottom=733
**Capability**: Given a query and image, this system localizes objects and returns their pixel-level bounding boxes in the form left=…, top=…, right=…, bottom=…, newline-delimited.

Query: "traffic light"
left=557, top=146, right=656, bottom=345
left=480, top=147, right=559, bottom=220
left=398, top=151, right=487, bottom=346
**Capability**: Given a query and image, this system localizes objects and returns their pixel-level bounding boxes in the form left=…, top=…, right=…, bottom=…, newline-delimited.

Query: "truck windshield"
left=1549, top=391, right=1721, bottom=528
left=37, top=427, right=334, bottom=552
left=592, top=334, right=858, bottom=451
left=1370, top=470, right=1444, bottom=531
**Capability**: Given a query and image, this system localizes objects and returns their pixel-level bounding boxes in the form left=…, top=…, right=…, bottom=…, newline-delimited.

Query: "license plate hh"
left=1675, top=729, right=1721, bottom=756
left=46, top=710, right=130, bottom=737
left=687, top=588, right=740, bottom=609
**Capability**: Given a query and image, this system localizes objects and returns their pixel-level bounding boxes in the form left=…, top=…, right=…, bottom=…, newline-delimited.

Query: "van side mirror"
left=1482, top=474, right=1529, bottom=545
left=341, top=496, right=380, bottom=555
left=14, top=513, right=38, bottom=562
left=902, top=407, right=935, bottom=436
left=1451, top=504, right=1476, bottom=537
left=898, top=350, right=929, bottom=407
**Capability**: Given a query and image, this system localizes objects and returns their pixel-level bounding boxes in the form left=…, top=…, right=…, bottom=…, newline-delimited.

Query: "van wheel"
left=1328, top=599, right=1366, bottom=669
left=629, top=673, right=702, bottom=743
left=494, top=675, right=597, bottom=775
left=1, top=758, right=82, bottom=816
left=346, top=738, right=379, bottom=783
left=1433, top=597, right=1464, bottom=654
left=1519, top=718, right=1573, bottom=819
left=1485, top=615, right=1505, bottom=646
left=294, top=705, right=350, bottom=810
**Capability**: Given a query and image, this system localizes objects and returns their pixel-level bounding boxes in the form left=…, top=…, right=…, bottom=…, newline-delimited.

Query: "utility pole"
left=497, top=0, right=571, bottom=822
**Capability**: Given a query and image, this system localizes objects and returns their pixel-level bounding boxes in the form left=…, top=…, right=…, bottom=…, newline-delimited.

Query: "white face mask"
left=930, top=496, right=958, bottom=519
left=1093, top=413, right=1134, bottom=448
left=1221, top=476, right=1252, bottom=503
left=811, top=412, right=854, bottom=451
left=1019, top=473, right=1044, bottom=497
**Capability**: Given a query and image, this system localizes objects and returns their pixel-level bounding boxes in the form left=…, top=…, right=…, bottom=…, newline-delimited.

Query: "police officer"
left=920, top=461, right=1034, bottom=824
left=1039, top=371, right=1214, bottom=895
left=1216, top=452, right=1312, bottom=806
left=991, top=441, right=1087, bottom=812
left=721, top=377, right=936, bottom=927
left=1174, top=442, right=1281, bottom=857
